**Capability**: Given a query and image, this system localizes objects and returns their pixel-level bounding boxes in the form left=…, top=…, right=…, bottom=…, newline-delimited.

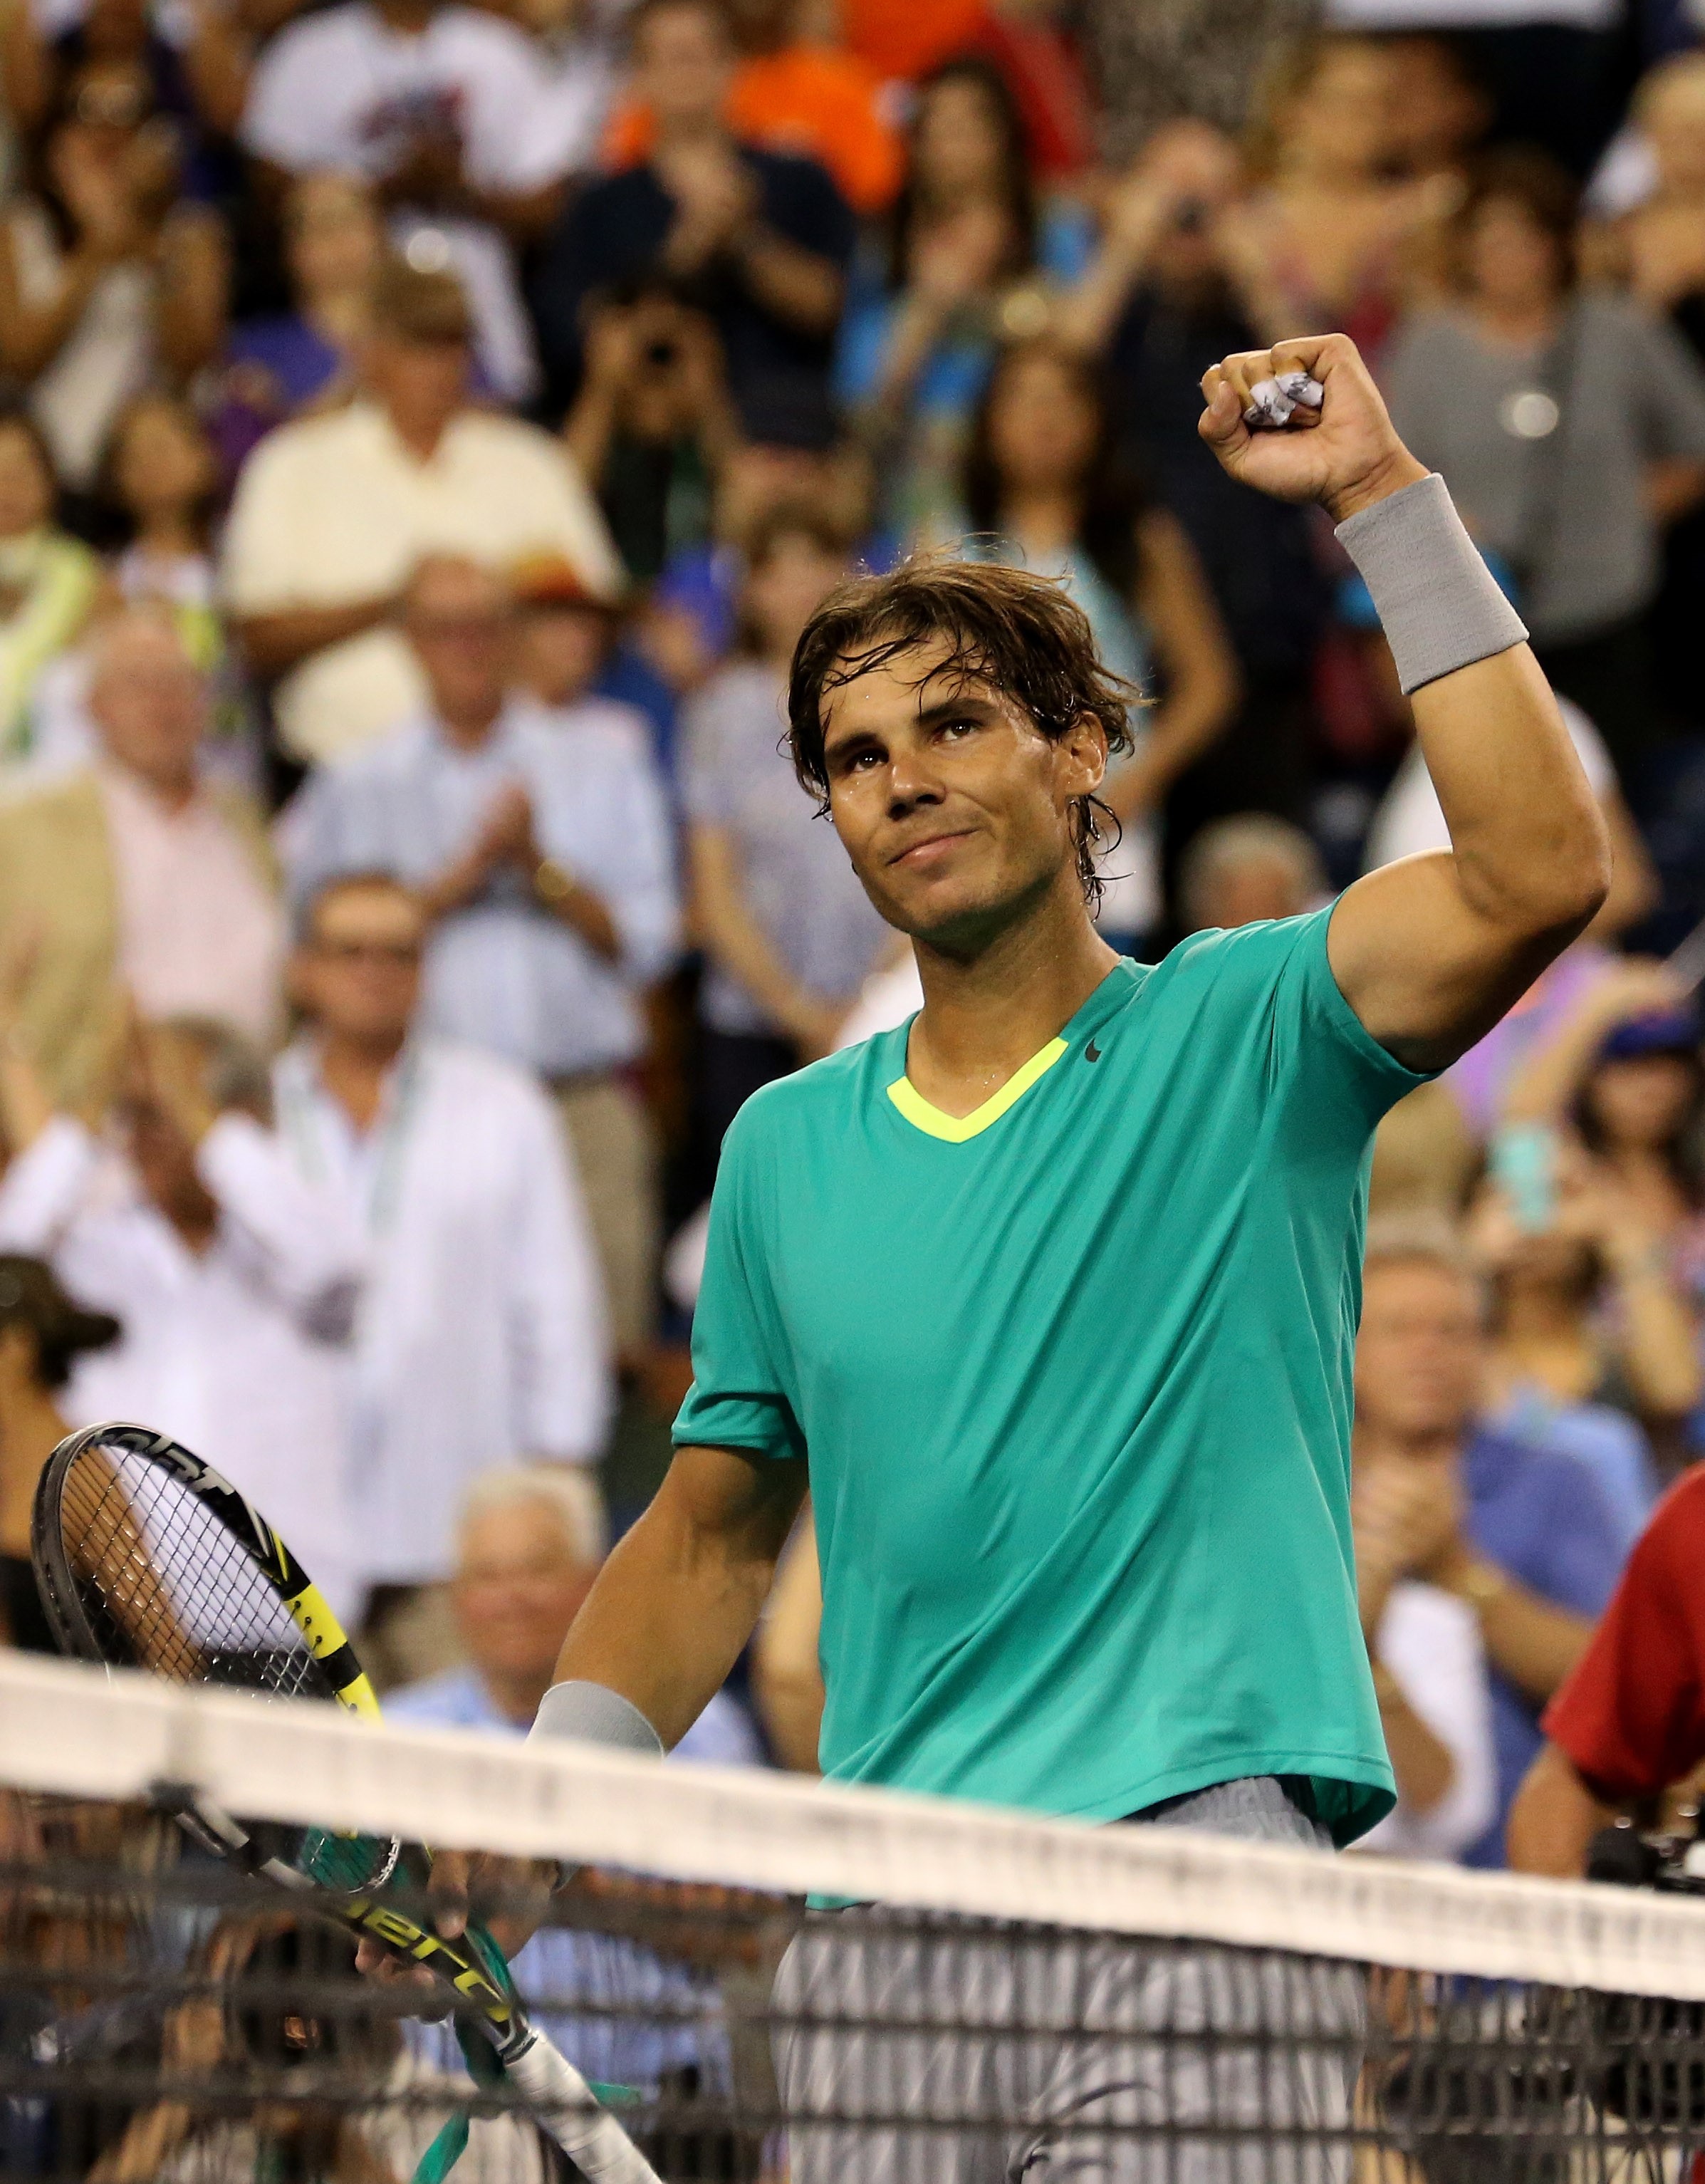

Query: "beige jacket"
left=0, top=769, right=276, bottom=1118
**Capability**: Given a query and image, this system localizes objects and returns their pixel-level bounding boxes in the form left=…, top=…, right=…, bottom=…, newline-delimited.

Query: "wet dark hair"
left=887, top=56, right=1037, bottom=293
left=786, top=557, right=1137, bottom=906
left=962, top=338, right=1149, bottom=600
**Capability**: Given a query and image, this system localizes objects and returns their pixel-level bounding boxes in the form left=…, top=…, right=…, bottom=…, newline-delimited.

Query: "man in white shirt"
left=0, top=606, right=283, bottom=1116
left=224, top=264, right=622, bottom=765
left=0, top=1009, right=363, bottom=1619
left=283, top=555, right=679, bottom=1361
left=240, top=0, right=595, bottom=401
left=276, top=871, right=613, bottom=1684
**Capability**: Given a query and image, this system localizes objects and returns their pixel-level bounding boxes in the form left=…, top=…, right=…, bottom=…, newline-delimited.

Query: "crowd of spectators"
left=6, top=0, right=1705, bottom=1877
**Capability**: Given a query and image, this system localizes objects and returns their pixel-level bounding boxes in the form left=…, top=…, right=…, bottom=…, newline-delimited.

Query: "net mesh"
left=41, top=1435, right=338, bottom=1701
left=6, top=1651, right=1705, bottom=2184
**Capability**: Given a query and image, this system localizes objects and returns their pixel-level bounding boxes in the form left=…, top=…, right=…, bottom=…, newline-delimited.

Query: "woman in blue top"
left=835, top=60, right=1093, bottom=544
left=962, top=336, right=1239, bottom=953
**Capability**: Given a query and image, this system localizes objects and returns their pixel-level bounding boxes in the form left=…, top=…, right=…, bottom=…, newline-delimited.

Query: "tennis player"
left=433, top=334, right=1610, bottom=2173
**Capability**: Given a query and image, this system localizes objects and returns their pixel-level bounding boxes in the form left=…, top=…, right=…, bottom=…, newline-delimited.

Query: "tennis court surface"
left=5, top=1649, right=1705, bottom=2183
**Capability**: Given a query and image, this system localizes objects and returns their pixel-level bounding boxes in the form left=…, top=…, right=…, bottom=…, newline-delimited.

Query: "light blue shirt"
left=387, top=1667, right=761, bottom=2096
left=283, top=697, right=680, bottom=1077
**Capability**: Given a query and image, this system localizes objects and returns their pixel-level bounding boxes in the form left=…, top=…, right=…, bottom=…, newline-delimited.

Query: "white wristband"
left=531, top=1680, right=664, bottom=1757
left=1335, top=474, right=1528, bottom=697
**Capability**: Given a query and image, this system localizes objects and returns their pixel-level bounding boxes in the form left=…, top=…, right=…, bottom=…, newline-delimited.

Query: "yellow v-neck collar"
left=887, top=1036, right=1070, bottom=1143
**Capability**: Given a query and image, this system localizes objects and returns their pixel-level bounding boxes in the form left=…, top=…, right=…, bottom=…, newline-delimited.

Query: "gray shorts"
left=771, top=1777, right=1366, bottom=2183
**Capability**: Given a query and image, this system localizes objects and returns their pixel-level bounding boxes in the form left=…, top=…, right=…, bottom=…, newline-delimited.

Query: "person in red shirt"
left=1508, top=1466, right=1705, bottom=1876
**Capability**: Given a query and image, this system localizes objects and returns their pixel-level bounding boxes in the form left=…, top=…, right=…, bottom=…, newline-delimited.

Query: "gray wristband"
left=531, top=1680, right=665, bottom=1757
left=1335, top=472, right=1528, bottom=697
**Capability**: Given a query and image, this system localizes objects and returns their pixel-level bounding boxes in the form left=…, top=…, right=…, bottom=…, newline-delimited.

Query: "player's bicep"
left=1328, top=852, right=1566, bottom=1074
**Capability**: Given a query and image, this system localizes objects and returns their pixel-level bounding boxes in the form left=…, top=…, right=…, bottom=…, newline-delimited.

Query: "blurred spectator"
left=1595, top=53, right=1705, bottom=311
left=1, top=0, right=261, bottom=182
left=86, top=1916, right=551, bottom=2183
left=224, top=261, right=621, bottom=766
left=1083, top=0, right=1313, bottom=166
left=837, top=56, right=1090, bottom=541
left=390, top=1465, right=758, bottom=1756
left=1383, top=147, right=1705, bottom=771
left=276, top=873, right=612, bottom=1686
left=0, top=606, right=282, bottom=1114
left=0, top=55, right=227, bottom=496
left=1593, top=57, right=1705, bottom=732
left=1502, top=960, right=1705, bottom=1312
left=1351, top=1378, right=1498, bottom=1862
left=1061, top=123, right=1329, bottom=831
left=642, top=434, right=875, bottom=695
left=1352, top=1221, right=1623, bottom=1866
left=1510, top=1465, right=1705, bottom=1875
left=1227, top=35, right=1435, bottom=359
left=0, top=405, right=100, bottom=766
left=1380, top=35, right=1494, bottom=189
left=0, top=1254, right=118, bottom=1651
left=603, top=0, right=903, bottom=216
left=240, top=0, right=583, bottom=402
left=26, top=394, right=251, bottom=788
left=536, top=0, right=853, bottom=442
left=217, top=170, right=385, bottom=471
left=1469, top=1165, right=1676, bottom=1545
left=961, top=336, right=1239, bottom=952
left=684, top=505, right=890, bottom=1152
left=563, top=280, right=739, bottom=583
left=1177, top=813, right=1325, bottom=932
left=390, top=1467, right=758, bottom=2107
left=512, top=552, right=623, bottom=709
left=0, top=1005, right=363, bottom=1619
left=282, top=554, right=679, bottom=1361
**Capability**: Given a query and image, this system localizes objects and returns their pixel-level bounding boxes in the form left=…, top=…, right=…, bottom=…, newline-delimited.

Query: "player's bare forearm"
left=554, top=1443, right=808, bottom=1747
left=1199, top=333, right=1610, bottom=1072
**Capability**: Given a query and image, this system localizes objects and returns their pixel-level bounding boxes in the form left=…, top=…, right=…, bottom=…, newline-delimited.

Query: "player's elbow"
left=1476, top=806, right=1612, bottom=950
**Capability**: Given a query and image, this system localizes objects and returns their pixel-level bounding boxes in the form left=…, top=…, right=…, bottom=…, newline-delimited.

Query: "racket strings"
left=56, top=1443, right=336, bottom=1703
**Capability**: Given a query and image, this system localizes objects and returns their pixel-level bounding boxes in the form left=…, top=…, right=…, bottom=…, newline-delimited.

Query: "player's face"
left=818, top=640, right=1107, bottom=949
left=1354, top=1262, right=1484, bottom=1441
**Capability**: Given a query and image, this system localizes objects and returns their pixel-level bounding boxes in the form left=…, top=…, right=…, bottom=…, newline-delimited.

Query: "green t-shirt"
left=674, top=905, right=1429, bottom=1844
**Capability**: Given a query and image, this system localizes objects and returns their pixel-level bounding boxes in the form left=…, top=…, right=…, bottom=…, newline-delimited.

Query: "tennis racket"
left=30, top=1418, right=662, bottom=2184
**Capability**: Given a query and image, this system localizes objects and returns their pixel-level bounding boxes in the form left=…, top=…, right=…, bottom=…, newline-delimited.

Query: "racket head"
left=30, top=1420, right=372, bottom=1710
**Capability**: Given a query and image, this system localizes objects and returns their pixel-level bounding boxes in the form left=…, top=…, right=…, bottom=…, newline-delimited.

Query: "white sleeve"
left=0, top=1117, right=100, bottom=1254
left=0, top=1120, right=158, bottom=1324
left=198, top=1114, right=367, bottom=1339
left=1375, top=1584, right=1498, bottom=1861
left=240, top=25, right=345, bottom=169
left=503, top=1075, right=612, bottom=1461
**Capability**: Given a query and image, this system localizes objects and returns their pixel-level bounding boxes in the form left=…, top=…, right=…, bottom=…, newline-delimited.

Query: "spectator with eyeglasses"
left=274, top=872, right=612, bottom=1689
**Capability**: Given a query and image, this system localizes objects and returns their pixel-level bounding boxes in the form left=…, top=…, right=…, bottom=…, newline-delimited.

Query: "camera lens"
left=645, top=339, right=678, bottom=368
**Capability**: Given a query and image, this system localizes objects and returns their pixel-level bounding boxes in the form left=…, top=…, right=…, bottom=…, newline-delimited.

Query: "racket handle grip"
left=503, top=2033, right=663, bottom=2184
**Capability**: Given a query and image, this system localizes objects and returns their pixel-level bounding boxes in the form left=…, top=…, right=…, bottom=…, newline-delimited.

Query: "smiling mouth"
left=890, top=830, right=976, bottom=868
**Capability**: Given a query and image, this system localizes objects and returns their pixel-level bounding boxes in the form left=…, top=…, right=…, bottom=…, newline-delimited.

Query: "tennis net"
left=5, top=1648, right=1705, bottom=2184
